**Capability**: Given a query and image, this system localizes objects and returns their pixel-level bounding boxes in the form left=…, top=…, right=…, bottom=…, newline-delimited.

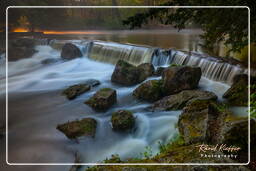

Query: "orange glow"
left=11, top=28, right=104, bottom=35
left=43, top=31, right=103, bottom=35
left=13, top=28, right=29, bottom=32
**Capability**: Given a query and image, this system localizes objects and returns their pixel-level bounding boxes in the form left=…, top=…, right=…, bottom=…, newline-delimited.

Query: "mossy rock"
left=111, top=60, right=141, bottom=86
left=85, top=88, right=117, bottom=111
left=151, top=90, right=217, bottom=111
left=62, top=84, right=91, bottom=100
left=111, top=60, right=154, bottom=86
left=178, top=99, right=227, bottom=144
left=162, top=66, right=202, bottom=95
left=137, top=63, right=155, bottom=82
left=223, top=74, right=248, bottom=106
left=133, top=80, right=164, bottom=102
left=57, top=118, right=97, bottom=139
left=111, top=110, right=135, bottom=131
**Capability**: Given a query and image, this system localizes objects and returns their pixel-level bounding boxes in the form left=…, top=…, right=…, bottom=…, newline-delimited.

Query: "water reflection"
left=46, top=29, right=205, bottom=53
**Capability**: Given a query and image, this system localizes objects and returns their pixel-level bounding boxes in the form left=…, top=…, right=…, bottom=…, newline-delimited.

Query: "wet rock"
left=62, top=84, right=91, bottom=100
left=223, top=74, right=248, bottom=106
left=41, top=58, right=59, bottom=65
left=154, top=67, right=167, bottom=76
left=151, top=90, right=217, bottom=111
left=162, top=66, right=201, bottom=95
left=111, top=110, right=135, bottom=131
left=111, top=60, right=153, bottom=86
left=111, top=60, right=141, bottom=86
left=8, top=47, right=36, bottom=61
left=137, top=63, right=155, bottom=81
left=85, top=88, right=117, bottom=111
left=178, top=99, right=227, bottom=144
left=57, top=118, right=97, bottom=139
left=61, top=43, right=82, bottom=60
left=8, top=38, right=38, bottom=61
left=133, top=80, right=163, bottom=102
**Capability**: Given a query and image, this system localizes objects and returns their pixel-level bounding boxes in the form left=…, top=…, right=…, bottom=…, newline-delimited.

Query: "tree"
left=123, top=0, right=255, bottom=54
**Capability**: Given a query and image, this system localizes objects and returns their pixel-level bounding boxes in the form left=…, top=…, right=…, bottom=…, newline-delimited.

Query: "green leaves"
left=123, top=0, right=254, bottom=54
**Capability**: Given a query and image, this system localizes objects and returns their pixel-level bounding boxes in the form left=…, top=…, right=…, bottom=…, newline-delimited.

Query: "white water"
left=152, top=50, right=248, bottom=84
left=0, top=42, right=235, bottom=166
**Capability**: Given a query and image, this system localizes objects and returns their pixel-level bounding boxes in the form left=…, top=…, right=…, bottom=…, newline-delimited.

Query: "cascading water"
left=51, top=40, right=249, bottom=84
left=152, top=49, right=249, bottom=84
left=1, top=39, right=245, bottom=170
left=88, top=41, right=155, bottom=65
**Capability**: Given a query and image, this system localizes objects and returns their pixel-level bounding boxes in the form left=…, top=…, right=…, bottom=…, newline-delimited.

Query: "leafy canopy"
left=123, top=0, right=255, bottom=53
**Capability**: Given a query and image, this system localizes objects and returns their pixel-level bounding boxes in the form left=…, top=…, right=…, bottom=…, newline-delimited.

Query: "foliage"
left=123, top=0, right=256, bottom=54
left=251, top=84, right=256, bottom=118
left=103, top=154, right=122, bottom=163
left=158, top=133, right=185, bottom=154
left=141, top=146, right=153, bottom=159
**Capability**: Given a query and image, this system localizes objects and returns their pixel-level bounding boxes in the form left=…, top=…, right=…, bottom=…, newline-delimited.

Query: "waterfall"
left=152, top=50, right=248, bottom=84
left=48, top=40, right=249, bottom=84
left=87, top=41, right=155, bottom=66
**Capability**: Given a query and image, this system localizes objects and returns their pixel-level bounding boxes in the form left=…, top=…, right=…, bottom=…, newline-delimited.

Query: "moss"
left=103, top=154, right=122, bottom=163
left=56, top=118, right=97, bottom=139
left=169, top=63, right=182, bottom=67
left=184, top=99, right=211, bottom=112
left=133, top=80, right=164, bottom=102
left=62, top=84, right=90, bottom=100
left=111, top=110, right=135, bottom=131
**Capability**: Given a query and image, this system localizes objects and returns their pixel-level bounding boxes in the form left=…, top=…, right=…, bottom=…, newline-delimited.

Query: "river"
left=0, top=30, right=248, bottom=171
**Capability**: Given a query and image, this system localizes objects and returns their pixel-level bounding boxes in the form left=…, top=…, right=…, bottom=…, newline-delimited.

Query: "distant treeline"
left=1, top=0, right=169, bottom=31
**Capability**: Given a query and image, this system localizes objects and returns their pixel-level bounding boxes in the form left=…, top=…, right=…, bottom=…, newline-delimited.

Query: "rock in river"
left=57, top=118, right=97, bottom=139
left=111, top=110, right=135, bottom=131
left=85, top=88, right=117, bottom=111
left=61, top=43, right=82, bottom=60
left=133, top=80, right=163, bottom=102
left=151, top=90, right=217, bottom=111
left=62, top=84, right=91, bottom=100
left=137, top=63, right=155, bottom=81
left=162, top=66, right=201, bottom=95
left=111, top=60, right=154, bottom=86
left=62, top=79, right=100, bottom=100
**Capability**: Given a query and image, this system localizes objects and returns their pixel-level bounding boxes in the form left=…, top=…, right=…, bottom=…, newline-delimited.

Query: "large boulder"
left=111, top=60, right=154, bottom=86
left=137, top=63, right=155, bottom=81
left=61, top=43, right=82, bottom=60
left=111, top=60, right=140, bottom=86
left=133, top=80, right=163, bottom=102
left=151, top=90, right=217, bottom=111
left=8, top=38, right=38, bottom=61
left=223, top=74, right=248, bottom=106
left=57, top=118, right=97, bottom=139
left=178, top=99, right=227, bottom=144
left=111, top=110, right=135, bottom=131
left=162, top=66, right=201, bottom=95
left=85, top=88, right=116, bottom=111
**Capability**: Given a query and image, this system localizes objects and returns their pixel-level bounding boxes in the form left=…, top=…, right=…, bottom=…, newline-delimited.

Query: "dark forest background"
left=1, top=0, right=169, bottom=31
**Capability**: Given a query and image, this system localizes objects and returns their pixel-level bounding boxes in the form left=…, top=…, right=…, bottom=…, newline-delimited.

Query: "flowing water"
left=0, top=38, right=248, bottom=170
